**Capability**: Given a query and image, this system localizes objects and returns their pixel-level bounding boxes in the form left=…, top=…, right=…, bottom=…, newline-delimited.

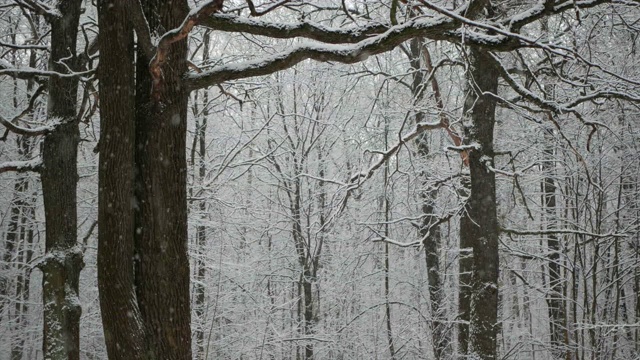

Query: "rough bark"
left=134, top=1, right=193, bottom=358
left=458, top=47, right=499, bottom=359
left=38, top=1, right=85, bottom=359
left=97, top=0, right=147, bottom=358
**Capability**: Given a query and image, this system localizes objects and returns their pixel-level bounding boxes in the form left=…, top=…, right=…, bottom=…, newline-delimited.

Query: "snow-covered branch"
left=349, top=120, right=442, bottom=183
left=0, top=115, right=56, bottom=137
left=187, top=14, right=460, bottom=90
left=0, top=159, right=42, bottom=174
left=200, top=13, right=388, bottom=44
left=188, top=0, right=621, bottom=90
left=501, top=227, right=627, bottom=238
left=0, top=85, right=55, bottom=137
left=0, top=59, right=94, bottom=80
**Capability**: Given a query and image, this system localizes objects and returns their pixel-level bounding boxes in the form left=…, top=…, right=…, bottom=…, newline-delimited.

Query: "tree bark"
left=39, top=1, right=85, bottom=359
left=458, top=47, right=499, bottom=359
left=134, top=1, right=193, bottom=358
left=97, top=1, right=147, bottom=358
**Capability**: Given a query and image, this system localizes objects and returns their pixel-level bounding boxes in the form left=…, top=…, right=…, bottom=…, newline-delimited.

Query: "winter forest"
left=0, top=0, right=639, bottom=359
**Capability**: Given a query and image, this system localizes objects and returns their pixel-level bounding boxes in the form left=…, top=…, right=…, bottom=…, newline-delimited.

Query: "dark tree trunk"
left=39, top=1, right=84, bottom=359
left=134, top=1, right=193, bottom=358
left=97, top=1, right=147, bottom=358
left=458, top=47, right=499, bottom=359
left=98, top=0, right=194, bottom=357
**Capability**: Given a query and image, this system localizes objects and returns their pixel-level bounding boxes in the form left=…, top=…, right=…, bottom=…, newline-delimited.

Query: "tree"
left=39, top=2, right=85, bottom=359
left=0, top=1, right=87, bottom=358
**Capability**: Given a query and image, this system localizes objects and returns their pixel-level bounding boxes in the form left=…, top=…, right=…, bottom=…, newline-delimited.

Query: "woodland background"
left=0, top=0, right=639, bottom=359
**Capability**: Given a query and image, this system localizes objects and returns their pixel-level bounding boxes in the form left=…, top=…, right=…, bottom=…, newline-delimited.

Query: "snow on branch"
left=0, top=59, right=94, bottom=80
left=0, top=114, right=59, bottom=137
left=187, top=14, right=460, bottom=90
left=0, top=85, right=55, bottom=137
left=0, top=40, right=49, bottom=51
left=200, top=13, right=388, bottom=44
left=15, top=0, right=61, bottom=19
left=188, top=0, right=621, bottom=90
left=245, top=0, right=291, bottom=16
left=502, top=227, right=628, bottom=240
left=0, top=158, right=42, bottom=174
left=349, top=120, right=442, bottom=184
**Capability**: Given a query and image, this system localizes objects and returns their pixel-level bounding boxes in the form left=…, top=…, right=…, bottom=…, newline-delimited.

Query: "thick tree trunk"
left=98, top=0, right=193, bottom=357
left=39, top=1, right=84, bottom=359
left=97, top=1, right=148, bottom=358
left=134, top=1, right=193, bottom=358
left=458, top=47, right=499, bottom=359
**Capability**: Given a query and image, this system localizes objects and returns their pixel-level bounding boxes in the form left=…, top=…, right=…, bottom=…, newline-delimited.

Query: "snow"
left=0, top=158, right=42, bottom=173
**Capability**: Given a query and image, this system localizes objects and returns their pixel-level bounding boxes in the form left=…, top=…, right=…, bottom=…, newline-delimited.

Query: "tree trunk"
left=39, top=1, right=84, bottom=359
left=98, top=0, right=193, bottom=357
left=458, top=47, right=499, bottom=359
left=134, top=1, right=193, bottom=358
left=97, top=1, right=147, bottom=358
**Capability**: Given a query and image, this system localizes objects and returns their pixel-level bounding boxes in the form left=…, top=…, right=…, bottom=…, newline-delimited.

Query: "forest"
left=0, top=0, right=639, bottom=359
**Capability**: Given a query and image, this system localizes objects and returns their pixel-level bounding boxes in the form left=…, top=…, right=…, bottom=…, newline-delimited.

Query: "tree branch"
left=350, top=120, right=443, bottom=184
left=129, top=0, right=155, bottom=60
left=0, top=159, right=42, bottom=174
left=501, top=227, right=627, bottom=238
left=0, top=84, right=54, bottom=137
left=245, top=0, right=291, bottom=16
left=200, top=13, right=388, bottom=44
left=0, top=40, right=49, bottom=51
left=0, top=60, right=94, bottom=80
left=187, top=14, right=462, bottom=90
left=150, top=0, right=224, bottom=100
left=15, top=0, right=60, bottom=19
left=188, top=0, right=619, bottom=90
